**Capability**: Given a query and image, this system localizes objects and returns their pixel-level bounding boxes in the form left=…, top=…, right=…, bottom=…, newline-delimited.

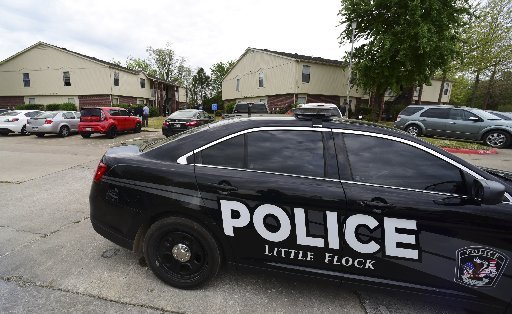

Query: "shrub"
left=60, top=103, right=77, bottom=111
left=149, top=107, right=159, bottom=117
left=16, top=104, right=45, bottom=110
left=45, top=104, right=61, bottom=111
left=224, top=102, right=235, bottom=114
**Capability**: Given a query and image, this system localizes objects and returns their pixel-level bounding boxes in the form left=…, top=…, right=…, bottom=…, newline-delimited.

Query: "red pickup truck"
left=78, top=107, right=142, bottom=139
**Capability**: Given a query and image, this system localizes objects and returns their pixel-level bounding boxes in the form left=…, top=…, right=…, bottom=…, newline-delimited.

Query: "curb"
left=442, top=147, right=498, bottom=155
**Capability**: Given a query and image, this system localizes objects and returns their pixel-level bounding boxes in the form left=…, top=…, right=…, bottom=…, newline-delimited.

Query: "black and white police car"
left=90, top=114, right=512, bottom=312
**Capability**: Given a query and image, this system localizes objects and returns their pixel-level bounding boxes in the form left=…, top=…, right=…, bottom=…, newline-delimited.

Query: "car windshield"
left=488, top=111, right=511, bottom=120
left=168, top=110, right=197, bottom=119
left=35, top=112, right=58, bottom=119
left=81, top=108, right=102, bottom=117
left=293, top=107, right=342, bottom=118
left=471, top=109, right=503, bottom=120
left=0, top=111, right=19, bottom=116
left=233, top=103, right=268, bottom=113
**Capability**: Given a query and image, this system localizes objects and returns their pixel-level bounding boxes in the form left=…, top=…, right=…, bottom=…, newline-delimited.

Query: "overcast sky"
left=0, top=0, right=349, bottom=73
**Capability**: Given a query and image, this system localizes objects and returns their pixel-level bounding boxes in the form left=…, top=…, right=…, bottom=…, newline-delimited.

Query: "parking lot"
left=1, top=131, right=509, bottom=313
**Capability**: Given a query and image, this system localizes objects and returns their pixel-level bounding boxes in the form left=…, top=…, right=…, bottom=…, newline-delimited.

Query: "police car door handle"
left=359, top=200, right=395, bottom=213
left=207, top=183, right=238, bottom=194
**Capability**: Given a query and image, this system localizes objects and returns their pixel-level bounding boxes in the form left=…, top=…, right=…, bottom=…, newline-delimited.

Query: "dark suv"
left=394, top=105, right=512, bottom=148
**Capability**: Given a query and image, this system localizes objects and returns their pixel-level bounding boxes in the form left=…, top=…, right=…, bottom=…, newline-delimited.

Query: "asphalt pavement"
left=1, top=131, right=507, bottom=313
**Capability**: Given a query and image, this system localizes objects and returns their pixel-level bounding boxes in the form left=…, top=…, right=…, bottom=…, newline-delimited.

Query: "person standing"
left=142, top=104, right=150, bottom=127
left=127, top=104, right=133, bottom=116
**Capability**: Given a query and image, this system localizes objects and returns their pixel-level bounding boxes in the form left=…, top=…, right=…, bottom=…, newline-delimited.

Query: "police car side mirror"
left=470, top=179, right=505, bottom=205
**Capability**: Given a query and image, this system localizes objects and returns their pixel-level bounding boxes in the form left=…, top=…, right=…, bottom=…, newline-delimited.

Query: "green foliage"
left=448, top=75, right=473, bottom=106
left=45, top=104, right=61, bottom=111
left=125, top=57, right=157, bottom=77
left=190, top=68, right=211, bottom=105
left=210, top=61, right=235, bottom=96
left=60, top=103, right=77, bottom=111
left=224, top=102, right=235, bottom=114
left=16, top=104, right=45, bottom=110
left=339, top=0, right=471, bottom=98
left=149, top=107, right=159, bottom=117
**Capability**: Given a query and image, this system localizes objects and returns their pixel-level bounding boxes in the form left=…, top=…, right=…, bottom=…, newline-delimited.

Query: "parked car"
left=0, top=110, right=44, bottom=136
left=223, top=102, right=271, bottom=119
left=162, top=109, right=213, bottom=137
left=293, top=103, right=343, bottom=120
left=89, top=114, right=512, bottom=312
left=27, top=111, right=81, bottom=137
left=488, top=111, right=512, bottom=121
left=394, top=105, right=512, bottom=148
left=0, top=109, right=9, bottom=115
left=78, top=107, right=141, bottom=139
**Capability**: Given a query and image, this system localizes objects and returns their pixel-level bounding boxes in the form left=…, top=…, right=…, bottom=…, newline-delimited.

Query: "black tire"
left=58, top=125, right=70, bottom=137
left=144, top=217, right=221, bottom=289
left=0, top=133, right=8, bottom=136
left=134, top=122, right=142, bottom=133
left=106, top=126, right=117, bottom=139
left=35, top=133, right=45, bottom=138
left=405, top=124, right=422, bottom=137
left=80, top=132, right=91, bottom=138
left=20, top=125, right=30, bottom=136
left=483, top=130, right=511, bottom=149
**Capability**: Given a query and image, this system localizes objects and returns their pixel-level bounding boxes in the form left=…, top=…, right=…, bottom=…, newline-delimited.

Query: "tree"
left=210, top=61, right=235, bottom=98
left=338, top=0, right=471, bottom=120
left=125, top=57, right=157, bottom=77
left=462, top=0, right=512, bottom=108
left=189, top=68, right=211, bottom=106
left=146, top=42, right=192, bottom=85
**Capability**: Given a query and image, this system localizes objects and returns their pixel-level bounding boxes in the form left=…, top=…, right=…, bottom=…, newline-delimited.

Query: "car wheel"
left=35, top=133, right=45, bottom=138
left=143, top=217, right=221, bottom=289
left=80, top=132, right=91, bottom=138
left=134, top=122, right=142, bottom=133
left=20, top=125, right=30, bottom=136
left=0, top=132, right=9, bottom=136
left=483, top=130, right=511, bottom=149
left=59, top=125, right=70, bottom=137
left=106, top=126, right=117, bottom=139
left=405, top=124, right=422, bottom=137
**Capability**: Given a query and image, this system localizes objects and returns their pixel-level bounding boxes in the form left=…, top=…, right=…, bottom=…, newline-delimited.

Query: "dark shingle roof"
left=253, top=48, right=344, bottom=66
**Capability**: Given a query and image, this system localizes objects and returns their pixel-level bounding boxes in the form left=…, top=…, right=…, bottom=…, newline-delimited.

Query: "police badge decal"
left=455, top=247, right=509, bottom=288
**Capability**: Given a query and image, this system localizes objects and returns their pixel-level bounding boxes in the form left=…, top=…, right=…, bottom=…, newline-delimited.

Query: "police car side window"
left=344, top=134, right=466, bottom=194
left=200, top=135, right=244, bottom=169
left=247, top=130, right=324, bottom=178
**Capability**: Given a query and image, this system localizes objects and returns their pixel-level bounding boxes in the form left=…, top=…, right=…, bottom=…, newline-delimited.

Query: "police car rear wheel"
left=143, top=217, right=221, bottom=289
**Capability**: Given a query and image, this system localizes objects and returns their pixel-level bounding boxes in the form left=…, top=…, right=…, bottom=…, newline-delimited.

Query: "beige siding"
left=178, top=86, right=187, bottom=103
left=415, top=81, right=451, bottom=103
left=223, top=50, right=297, bottom=100
left=0, top=44, right=151, bottom=100
left=23, top=96, right=78, bottom=106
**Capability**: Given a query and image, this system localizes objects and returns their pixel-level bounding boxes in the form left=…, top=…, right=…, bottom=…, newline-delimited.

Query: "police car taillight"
left=93, top=161, right=108, bottom=183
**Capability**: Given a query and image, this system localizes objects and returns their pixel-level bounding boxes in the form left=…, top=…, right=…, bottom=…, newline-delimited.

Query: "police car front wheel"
left=143, top=217, right=221, bottom=289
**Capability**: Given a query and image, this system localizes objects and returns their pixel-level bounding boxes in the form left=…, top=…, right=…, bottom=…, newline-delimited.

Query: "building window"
left=140, top=78, right=146, bottom=88
left=258, top=72, right=264, bottom=87
left=28, top=97, right=36, bottom=104
left=112, top=97, right=119, bottom=105
left=302, top=65, right=310, bottom=83
left=297, top=96, right=307, bottom=104
left=67, top=98, right=75, bottom=104
left=137, top=99, right=144, bottom=105
left=114, top=72, right=119, bottom=86
left=23, top=73, right=30, bottom=87
left=63, top=71, right=71, bottom=86
left=236, top=78, right=240, bottom=92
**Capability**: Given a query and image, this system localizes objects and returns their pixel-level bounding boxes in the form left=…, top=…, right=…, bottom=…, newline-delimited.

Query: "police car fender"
left=220, top=200, right=420, bottom=265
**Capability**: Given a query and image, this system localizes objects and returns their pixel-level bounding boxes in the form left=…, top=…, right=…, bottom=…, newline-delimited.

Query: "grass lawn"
left=147, top=116, right=166, bottom=129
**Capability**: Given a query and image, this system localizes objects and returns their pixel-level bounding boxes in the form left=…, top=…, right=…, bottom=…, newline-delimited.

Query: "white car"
left=0, top=110, right=44, bottom=135
left=293, top=103, right=343, bottom=120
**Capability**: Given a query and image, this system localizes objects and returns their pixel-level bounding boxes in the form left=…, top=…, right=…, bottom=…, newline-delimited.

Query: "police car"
left=89, top=115, right=512, bottom=312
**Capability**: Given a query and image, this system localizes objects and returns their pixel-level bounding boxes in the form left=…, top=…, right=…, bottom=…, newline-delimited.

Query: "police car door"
left=193, top=127, right=355, bottom=277
left=335, top=131, right=512, bottom=310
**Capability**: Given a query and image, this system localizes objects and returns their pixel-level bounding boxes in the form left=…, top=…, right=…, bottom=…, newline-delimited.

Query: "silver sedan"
left=27, top=111, right=81, bottom=137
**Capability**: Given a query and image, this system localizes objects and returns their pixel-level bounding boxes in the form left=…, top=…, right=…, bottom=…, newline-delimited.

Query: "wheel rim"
left=156, top=231, right=207, bottom=280
left=486, top=132, right=506, bottom=147
left=62, top=127, right=69, bottom=136
left=407, top=126, right=419, bottom=136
